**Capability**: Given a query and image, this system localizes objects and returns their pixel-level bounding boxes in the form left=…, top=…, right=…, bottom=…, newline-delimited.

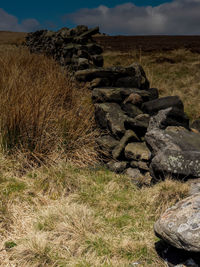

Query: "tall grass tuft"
left=0, top=47, right=98, bottom=165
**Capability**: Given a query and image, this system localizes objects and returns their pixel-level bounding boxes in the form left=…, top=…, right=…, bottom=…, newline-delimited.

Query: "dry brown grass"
left=0, top=31, right=26, bottom=45
left=0, top=46, right=98, bottom=166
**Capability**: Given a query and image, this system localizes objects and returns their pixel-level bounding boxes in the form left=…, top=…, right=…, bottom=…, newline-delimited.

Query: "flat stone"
left=92, top=87, right=155, bottom=103
left=154, top=193, right=200, bottom=252
left=125, top=142, right=151, bottom=161
left=142, top=96, right=184, bottom=115
left=112, top=130, right=139, bottom=160
left=121, top=103, right=143, bottom=118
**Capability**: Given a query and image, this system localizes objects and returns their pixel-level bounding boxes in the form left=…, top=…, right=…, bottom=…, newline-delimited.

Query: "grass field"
left=0, top=32, right=197, bottom=266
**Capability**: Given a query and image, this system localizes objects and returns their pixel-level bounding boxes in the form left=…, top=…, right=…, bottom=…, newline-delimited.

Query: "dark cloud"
left=66, top=0, right=200, bottom=35
left=0, top=8, right=40, bottom=32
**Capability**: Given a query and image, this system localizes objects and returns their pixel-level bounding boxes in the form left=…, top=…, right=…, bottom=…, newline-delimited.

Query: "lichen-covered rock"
left=130, top=160, right=149, bottom=171
left=151, top=149, right=200, bottom=178
left=112, top=130, right=139, bottom=160
left=154, top=193, right=200, bottom=252
left=124, top=142, right=151, bottom=161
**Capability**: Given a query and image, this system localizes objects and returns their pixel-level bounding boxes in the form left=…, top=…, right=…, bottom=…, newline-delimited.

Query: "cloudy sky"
left=1, top=0, right=200, bottom=35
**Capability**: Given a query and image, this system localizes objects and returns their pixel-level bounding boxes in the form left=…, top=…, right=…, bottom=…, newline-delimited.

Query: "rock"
left=125, top=114, right=150, bottom=136
left=86, top=43, right=103, bottom=55
left=142, top=96, right=184, bottom=115
left=107, top=161, right=128, bottom=173
left=96, top=135, right=119, bottom=153
left=89, top=78, right=110, bottom=89
left=124, top=142, right=151, bottom=161
left=151, top=149, right=200, bottom=178
left=75, top=64, right=149, bottom=90
left=123, top=93, right=143, bottom=106
left=78, top=26, right=100, bottom=38
left=154, top=193, right=200, bottom=252
left=147, top=107, right=189, bottom=131
left=94, top=103, right=127, bottom=138
left=121, top=103, right=143, bottom=118
left=190, top=119, right=200, bottom=132
left=112, top=130, right=139, bottom=159
left=91, top=55, right=104, bottom=67
left=77, top=58, right=89, bottom=70
left=92, top=88, right=123, bottom=103
left=188, top=179, right=200, bottom=195
left=130, top=160, right=149, bottom=171
left=147, top=88, right=159, bottom=100
left=92, top=87, right=155, bottom=103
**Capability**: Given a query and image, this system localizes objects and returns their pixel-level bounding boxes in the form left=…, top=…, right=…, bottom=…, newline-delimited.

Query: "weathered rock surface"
left=142, top=96, right=184, bottom=115
left=151, top=149, right=200, bottom=178
left=92, top=87, right=153, bottom=103
left=125, top=114, right=150, bottom=136
left=75, top=64, right=149, bottom=89
left=121, top=103, right=143, bottom=118
left=112, top=130, right=139, bottom=159
left=125, top=142, right=151, bottom=161
left=154, top=193, right=200, bottom=252
left=191, top=119, right=200, bottom=132
left=94, top=103, right=127, bottom=138
left=147, top=107, right=189, bottom=131
left=130, top=160, right=149, bottom=171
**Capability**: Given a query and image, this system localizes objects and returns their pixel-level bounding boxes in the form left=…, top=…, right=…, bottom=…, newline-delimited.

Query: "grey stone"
left=94, top=103, right=127, bottom=138
left=124, top=168, right=149, bottom=186
left=142, top=96, right=184, bottom=115
left=75, top=64, right=149, bottom=90
left=92, top=87, right=155, bottom=103
left=154, top=193, right=200, bottom=252
left=130, top=160, right=149, bottom=171
left=92, top=55, right=104, bottom=67
left=121, top=103, right=143, bottom=118
left=147, top=107, right=189, bottom=131
left=125, top=142, right=151, bottom=161
left=188, top=179, right=200, bottom=196
left=112, top=130, right=139, bottom=160
left=125, top=114, right=150, bottom=137
left=107, top=161, right=128, bottom=173
left=151, top=149, right=200, bottom=178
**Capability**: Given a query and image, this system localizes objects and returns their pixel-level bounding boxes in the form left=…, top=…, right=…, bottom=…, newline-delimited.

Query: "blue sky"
left=1, top=0, right=200, bottom=35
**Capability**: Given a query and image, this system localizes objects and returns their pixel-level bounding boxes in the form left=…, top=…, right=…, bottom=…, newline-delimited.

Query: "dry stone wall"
left=25, top=25, right=103, bottom=70
left=26, top=26, right=200, bottom=186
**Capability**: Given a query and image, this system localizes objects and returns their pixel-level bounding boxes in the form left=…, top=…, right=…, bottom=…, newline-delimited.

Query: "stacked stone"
left=25, top=25, right=103, bottom=70
left=75, top=64, right=196, bottom=186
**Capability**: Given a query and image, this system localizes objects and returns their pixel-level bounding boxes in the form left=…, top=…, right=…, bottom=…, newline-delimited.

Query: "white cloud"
left=0, top=8, right=40, bottom=32
left=66, top=0, right=200, bottom=35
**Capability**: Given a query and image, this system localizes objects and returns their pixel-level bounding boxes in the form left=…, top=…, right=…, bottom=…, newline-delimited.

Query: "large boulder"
left=154, top=193, right=200, bottom=252
left=151, top=149, right=200, bottom=178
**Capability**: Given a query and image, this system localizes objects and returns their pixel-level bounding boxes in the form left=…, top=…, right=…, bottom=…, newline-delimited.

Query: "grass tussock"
left=0, top=160, right=189, bottom=266
left=0, top=47, right=98, bottom=166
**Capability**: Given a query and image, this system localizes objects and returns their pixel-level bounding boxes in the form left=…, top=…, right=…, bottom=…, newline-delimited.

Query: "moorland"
left=0, top=31, right=200, bottom=266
